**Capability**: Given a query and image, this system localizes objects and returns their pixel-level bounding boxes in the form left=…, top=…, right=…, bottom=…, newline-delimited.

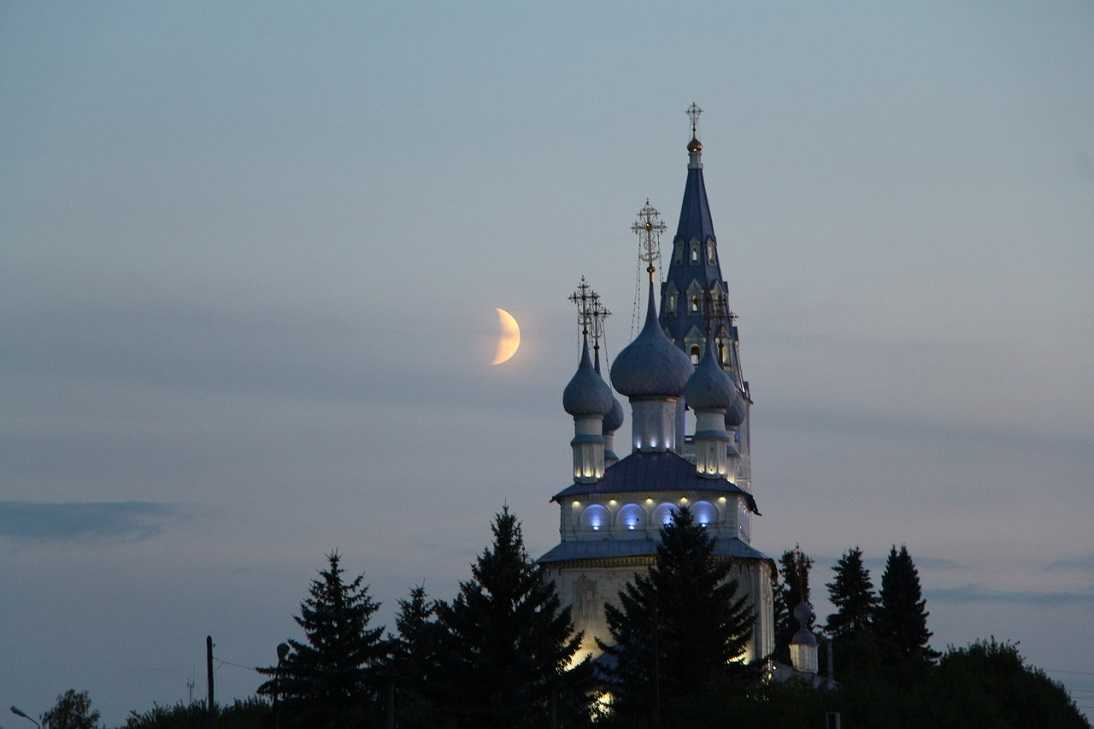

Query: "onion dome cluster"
left=610, top=287, right=693, bottom=399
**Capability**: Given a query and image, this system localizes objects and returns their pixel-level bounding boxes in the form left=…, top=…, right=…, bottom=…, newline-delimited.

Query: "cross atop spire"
left=631, top=199, right=667, bottom=282
left=568, top=275, right=596, bottom=341
left=687, top=101, right=703, bottom=139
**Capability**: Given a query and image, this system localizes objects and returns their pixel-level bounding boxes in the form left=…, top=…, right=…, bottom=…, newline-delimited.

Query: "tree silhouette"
left=433, top=506, right=591, bottom=728
left=599, top=505, right=756, bottom=727
left=258, top=551, right=388, bottom=728
left=41, top=689, right=101, bottom=729
left=876, top=545, right=938, bottom=676
left=387, top=584, right=441, bottom=728
left=824, top=546, right=880, bottom=676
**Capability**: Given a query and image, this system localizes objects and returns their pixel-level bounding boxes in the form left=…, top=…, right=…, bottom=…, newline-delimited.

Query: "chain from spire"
left=591, top=293, right=611, bottom=365
left=631, top=199, right=666, bottom=283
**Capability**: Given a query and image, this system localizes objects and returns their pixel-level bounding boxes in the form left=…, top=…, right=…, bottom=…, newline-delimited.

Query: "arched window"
left=582, top=504, right=610, bottom=532
left=692, top=500, right=717, bottom=527
left=665, top=285, right=678, bottom=315
left=707, top=241, right=717, bottom=264
left=690, top=345, right=700, bottom=365
left=690, top=296, right=700, bottom=313
left=690, top=242, right=700, bottom=264
left=617, top=503, right=645, bottom=531
left=652, top=503, right=677, bottom=527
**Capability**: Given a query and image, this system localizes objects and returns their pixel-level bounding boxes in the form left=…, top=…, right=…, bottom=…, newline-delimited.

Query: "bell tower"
left=660, top=103, right=753, bottom=491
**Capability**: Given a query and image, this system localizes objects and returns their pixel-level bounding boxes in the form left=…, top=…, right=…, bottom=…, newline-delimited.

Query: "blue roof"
left=675, top=164, right=716, bottom=244
left=538, top=536, right=770, bottom=565
left=551, top=451, right=759, bottom=514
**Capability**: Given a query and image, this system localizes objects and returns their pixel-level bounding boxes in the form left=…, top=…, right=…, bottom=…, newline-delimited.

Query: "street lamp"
left=9, top=707, right=40, bottom=729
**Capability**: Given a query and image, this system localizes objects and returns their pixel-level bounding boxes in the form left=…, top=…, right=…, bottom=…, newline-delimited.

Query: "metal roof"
left=551, top=451, right=759, bottom=514
left=537, top=535, right=770, bottom=565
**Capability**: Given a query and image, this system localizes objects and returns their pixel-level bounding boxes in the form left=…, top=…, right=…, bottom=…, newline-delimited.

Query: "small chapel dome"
left=685, top=337, right=738, bottom=412
left=723, top=381, right=747, bottom=427
left=604, top=396, right=624, bottom=433
left=563, top=340, right=615, bottom=417
left=610, top=286, right=693, bottom=399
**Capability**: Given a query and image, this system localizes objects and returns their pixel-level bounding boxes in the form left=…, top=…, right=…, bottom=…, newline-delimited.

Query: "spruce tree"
left=599, top=506, right=756, bottom=727
left=773, top=545, right=813, bottom=663
left=876, top=545, right=937, bottom=675
left=388, top=584, right=440, bottom=728
left=433, top=507, right=591, bottom=729
left=258, top=551, right=388, bottom=729
left=824, top=546, right=880, bottom=676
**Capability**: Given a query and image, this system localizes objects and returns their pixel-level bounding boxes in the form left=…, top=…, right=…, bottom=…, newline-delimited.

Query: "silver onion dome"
left=610, top=285, right=693, bottom=399
left=563, top=340, right=615, bottom=417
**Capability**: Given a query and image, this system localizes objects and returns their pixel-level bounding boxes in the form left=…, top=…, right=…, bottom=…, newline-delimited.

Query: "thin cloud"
left=928, top=584, right=1094, bottom=608
left=0, top=501, right=187, bottom=543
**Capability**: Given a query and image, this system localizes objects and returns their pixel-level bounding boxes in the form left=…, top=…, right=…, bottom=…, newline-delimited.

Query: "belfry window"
left=708, top=242, right=717, bottom=264
left=690, top=242, right=700, bottom=264
left=690, top=345, right=700, bottom=365
left=690, top=296, right=700, bottom=313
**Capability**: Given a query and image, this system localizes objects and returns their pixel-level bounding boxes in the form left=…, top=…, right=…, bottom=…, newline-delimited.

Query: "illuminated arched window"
left=690, top=241, right=700, bottom=264
left=690, top=345, right=700, bottom=365
left=582, top=504, right=610, bottom=532
left=692, top=500, right=717, bottom=527
left=707, top=241, right=717, bottom=264
left=617, top=503, right=645, bottom=531
left=652, top=503, right=677, bottom=528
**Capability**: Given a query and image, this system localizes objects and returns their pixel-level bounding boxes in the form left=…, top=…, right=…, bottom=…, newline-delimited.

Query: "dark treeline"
left=36, top=508, right=1088, bottom=729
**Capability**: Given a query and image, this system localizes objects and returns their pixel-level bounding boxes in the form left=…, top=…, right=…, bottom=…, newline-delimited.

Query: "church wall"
left=546, top=557, right=772, bottom=666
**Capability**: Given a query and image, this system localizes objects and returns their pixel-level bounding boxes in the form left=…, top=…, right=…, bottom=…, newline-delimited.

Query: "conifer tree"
left=388, top=584, right=440, bottom=728
left=824, top=546, right=880, bottom=676
left=876, top=545, right=937, bottom=674
left=258, top=551, right=388, bottom=729
left=599, top=506, right=756, bottom=727
left=433, top=507, right=591, bottom=728
left=773, top=545, right=813, bottom=662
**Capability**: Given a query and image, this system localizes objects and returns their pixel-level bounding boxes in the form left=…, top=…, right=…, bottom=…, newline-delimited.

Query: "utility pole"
left=206, top=635, right=216, bottom=729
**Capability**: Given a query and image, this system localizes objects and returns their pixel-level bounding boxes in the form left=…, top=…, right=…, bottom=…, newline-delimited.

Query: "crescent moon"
left=492, top=308, right=521, bottom=365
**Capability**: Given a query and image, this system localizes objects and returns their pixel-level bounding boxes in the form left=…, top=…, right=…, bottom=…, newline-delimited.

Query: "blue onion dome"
left=604, top=395, right=624, bottom=433
left=610, top=284, right=693, bottom=398
left=724, top=386, right=747, bottom=427
left=685, top=336, right=739, bottom=412
left=563, top=339, right=615, bottom=417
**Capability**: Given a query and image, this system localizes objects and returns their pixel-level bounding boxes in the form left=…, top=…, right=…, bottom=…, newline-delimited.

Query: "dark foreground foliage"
left=122, top=698, right=269, bottom=729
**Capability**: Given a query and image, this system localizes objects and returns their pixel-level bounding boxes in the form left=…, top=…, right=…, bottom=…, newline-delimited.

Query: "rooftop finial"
left=631, top=198, right=667, bottom=283
left=686, top=102, right=704, bottom=159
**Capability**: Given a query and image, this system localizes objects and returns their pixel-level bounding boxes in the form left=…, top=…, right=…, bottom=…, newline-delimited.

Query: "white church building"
left=540, top=111, right=776, bottom=666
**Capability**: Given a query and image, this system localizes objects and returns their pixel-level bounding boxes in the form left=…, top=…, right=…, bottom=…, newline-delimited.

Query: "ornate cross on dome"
left=568, top=275, right=596, bottom=339
left=687, top=101, right=703, bottom=138
left=631, top=199, right=666, bottom=281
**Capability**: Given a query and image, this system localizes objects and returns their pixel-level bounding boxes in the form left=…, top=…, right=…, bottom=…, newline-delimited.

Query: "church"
left=540, top=107, right=775, bottom=666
